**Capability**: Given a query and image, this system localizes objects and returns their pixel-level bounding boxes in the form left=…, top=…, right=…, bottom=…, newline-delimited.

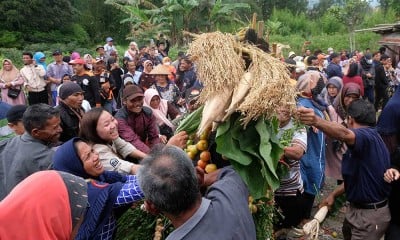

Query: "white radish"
left=197, top=89, right=233, bottom=136
left=303, top=206, right=329, bottom=239
left=222, top=72, right=252, bottom=122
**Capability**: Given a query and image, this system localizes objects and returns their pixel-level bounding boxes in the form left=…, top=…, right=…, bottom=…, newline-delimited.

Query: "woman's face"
left=150, top=95, right=161, bottom=109
left=3, top=61, right=12, bottom=71
left=327, top=85, right=338, bottom=98
left=144, top=62, right=153, bottom=72
left=96, top=111, right=119, bottom=142
left=76, top=141, right=103, bottom=177
left=155, top=74, right=167, bottom=84
left=344, top=93, right=359, bottom=108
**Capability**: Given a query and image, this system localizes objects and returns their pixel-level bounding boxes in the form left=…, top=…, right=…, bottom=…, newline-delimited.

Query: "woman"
left=138, top=60, right=155, bottom=90
left=124, top=41, right=138, bottom=61
left=343, top=62, right=364, bottom=96
left=79, top=108, right=146, bottom=174
left=33, top=52, right=47, bottom=71
left=144, top=88, right=180, bottom=141
left=323, top=77, right=347, bottom=184
left=83, top=54, right=94, bottom=70
left=53, top=138, right=144, bottom=240
left=0, top=59, right=26, bottom=105
left=150, top=65, right=182, bottom=108
left=336, top=82, right=362, bottom=121
left=0, top=170, right=88, bottom=239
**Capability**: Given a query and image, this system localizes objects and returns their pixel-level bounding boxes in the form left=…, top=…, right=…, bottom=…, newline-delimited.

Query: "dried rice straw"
left=187, top=32, right=245, bottom=103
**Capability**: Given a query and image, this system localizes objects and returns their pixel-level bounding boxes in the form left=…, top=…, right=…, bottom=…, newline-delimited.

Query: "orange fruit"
left=187, top=151, right=196, bottom=160
left=197, top=160, right=207, bottom=169
left=196, top=140, right=208, bottom=151
left=205, top=163, right=217, bottom=173
left=199, top=151, right=211, bottom=162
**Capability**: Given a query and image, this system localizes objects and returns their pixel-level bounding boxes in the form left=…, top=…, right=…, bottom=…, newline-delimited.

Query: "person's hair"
left=61, top=74, right=71, bottom=84
left=79, top=108, right=108, bottom=144
left=347, top=99, right=376, bottom=126
left=180, top=56, right=192, bottom=65
left=347, top=62, right=359, bottom=77
left=138, top=145, right=200, bottom=215
left=22, top=52, right=33, bottom=59
left=23, top=104, right=60, bottom=133
left=372, top=51, right=380, bottom=57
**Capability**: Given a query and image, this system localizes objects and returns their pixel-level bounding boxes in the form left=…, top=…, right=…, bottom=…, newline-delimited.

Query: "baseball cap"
left=52, top=50, right=62, bottom=56
left=327, top=47, right=334, bottom=52
left=122, top=85, right=144, bottom=100
left=68, top=58, right=85, bottom=65
left=288, top=51, right=296, bottom=58
left=106, top=37, right=113, bottom=42
left=95, top=46, right=104, bottom=51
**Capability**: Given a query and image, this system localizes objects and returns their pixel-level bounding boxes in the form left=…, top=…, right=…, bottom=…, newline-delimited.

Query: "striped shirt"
left=275, top=120, right=307, bottom=197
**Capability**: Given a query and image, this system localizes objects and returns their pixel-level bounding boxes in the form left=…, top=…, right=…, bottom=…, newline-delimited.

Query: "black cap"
left=6, top=105, right=27, bottom=123
left=53, top=50, right=62, bottom=56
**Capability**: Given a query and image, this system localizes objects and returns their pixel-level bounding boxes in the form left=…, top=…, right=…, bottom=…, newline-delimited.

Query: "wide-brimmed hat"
left=149, top=65, right=170, bottom=75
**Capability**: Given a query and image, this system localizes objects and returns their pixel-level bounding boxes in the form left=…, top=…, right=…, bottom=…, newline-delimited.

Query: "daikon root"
left=197, top=89, right=233, bottom=136
left=303, top=206, right=328, bottom=240
left=222, top=72, right=252, bottom=122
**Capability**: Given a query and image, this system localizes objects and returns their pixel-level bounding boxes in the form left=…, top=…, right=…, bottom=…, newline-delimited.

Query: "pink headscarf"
left=143, top=88, right=175, bottom=130
left=71, top=52, right=81, bottom=60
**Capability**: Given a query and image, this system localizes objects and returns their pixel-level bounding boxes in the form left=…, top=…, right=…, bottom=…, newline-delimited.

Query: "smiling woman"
left=79, top=108, right=146, bottom=175
left=53, top=138, right=145, bottom=240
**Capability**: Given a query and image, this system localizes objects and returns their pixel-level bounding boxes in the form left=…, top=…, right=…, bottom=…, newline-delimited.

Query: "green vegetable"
left=174, top=105, right=204, bottom=135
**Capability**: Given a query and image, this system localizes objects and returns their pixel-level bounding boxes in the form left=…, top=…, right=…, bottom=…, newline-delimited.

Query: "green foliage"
left=0, top=48, right=24, bottom=67
left=0, top=31, right=23, bottom=48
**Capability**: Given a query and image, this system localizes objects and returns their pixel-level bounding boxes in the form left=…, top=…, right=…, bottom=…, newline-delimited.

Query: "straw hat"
left=149, top=64, right=170, bottom=75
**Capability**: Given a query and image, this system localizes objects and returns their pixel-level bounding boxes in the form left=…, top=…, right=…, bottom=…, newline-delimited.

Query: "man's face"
left=72, top=64, right=84, bottom=74
left=97, top=48, right=105, bottom=55
left=35, top=116, right=62, bottom=143
left=22, top=55, right=33, bottom=65
left=305, top=50, right=311, bottom=56
left=53, top=54, right=63, bottom=63
left=107, top=41, right=113, bottom=46
left=179, top=60, right=190, bottom=71
left=128, top=62, right=136, bottom=73
left=8, top=121, right=25, bottom=135
left=158, top=44, right=165, bottom=51
left=373, top=53, right=381, bottom=61
left=64, top=92, right=84, bottom=109
left=124, top=96, right=144, bottom=113
left=333, top=56, right=340, bottom=64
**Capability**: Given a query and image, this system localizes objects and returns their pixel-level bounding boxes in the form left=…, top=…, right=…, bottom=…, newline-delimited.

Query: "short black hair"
left=347, top=99, right=376, bottom=126
left=22, top=52, right=33, bottom=59
left=23, top=104, right=60, bottom=133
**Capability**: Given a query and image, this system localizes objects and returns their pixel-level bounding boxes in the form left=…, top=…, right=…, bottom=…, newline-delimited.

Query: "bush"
left=0, top=31, right=23, bottom=48
left=0, top=48, right=24, bottom=67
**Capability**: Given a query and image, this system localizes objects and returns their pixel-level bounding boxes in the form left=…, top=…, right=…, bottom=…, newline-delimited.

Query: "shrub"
left=0, top=31, right=23, bottom=48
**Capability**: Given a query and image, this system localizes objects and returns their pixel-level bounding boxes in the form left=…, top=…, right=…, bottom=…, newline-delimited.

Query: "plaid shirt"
left=98, top=175, right=144, bottom=239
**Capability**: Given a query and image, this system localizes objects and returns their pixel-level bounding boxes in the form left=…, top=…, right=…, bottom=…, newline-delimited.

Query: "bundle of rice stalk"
left=237, top=44, right=296, bottom=126
left=187, top=32, right=245, bottom=102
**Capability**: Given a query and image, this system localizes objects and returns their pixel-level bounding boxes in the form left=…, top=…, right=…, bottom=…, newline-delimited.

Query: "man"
left=172, top=51, right=185, bottom=70
left=177, top=57, right=199, bottom=96
left=0, top=101, right=12, bottom=140
left=137, top=145, right=256, bottom=239
left=306, top=55, right=319, bottom=72
left=5, top=105, right=27, bottom=136
left=374, top=54, right=390, bottom=111
left=0, top=104, right=62, bottom=200
left=360, top=53, right=376, bottom=104
left=70, top=58, right=101, bottom=108
left=20, top=52, right=48, bottom=105
left=123, top=60, right=142, bottom=86
left=96, top=46, right=106, bottom=61
left=47, top=50, right=73, bottom=106
left=285, top=51, right=296, bottom=65
left=295, top=71, right=326, bottom=219
left=56, top=82, right=84, bottom=142
left=326, top=52, right=343, bottom=78
left=115, top=85, right=160, bottom=153
left=104, top=37, right=117, bottom=61
left=377, top=87, right=400, bottom=240
left=298, top=99, right=391, bottom=240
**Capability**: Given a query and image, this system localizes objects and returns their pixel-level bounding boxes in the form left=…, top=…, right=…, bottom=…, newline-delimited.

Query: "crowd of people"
left=0, top=35, right=399, bottom=240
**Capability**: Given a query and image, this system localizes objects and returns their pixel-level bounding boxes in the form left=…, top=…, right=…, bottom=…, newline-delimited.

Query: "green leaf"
left=230, top=159, right=269, bottom=199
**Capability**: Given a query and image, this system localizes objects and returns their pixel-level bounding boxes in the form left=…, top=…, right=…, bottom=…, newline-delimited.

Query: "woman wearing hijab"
left=144, top=88, right=180, bottom=142
left=336, top=82, right=362, bottom=122
left=53, top=137, right=144, bottom=240
left=0, top=59, right=26, bottom=105
left=0, top=170, right=88, bottom=239
left=33, top=52, right=47, bottom=71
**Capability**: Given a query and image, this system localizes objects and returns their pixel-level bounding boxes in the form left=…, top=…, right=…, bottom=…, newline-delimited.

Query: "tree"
left=328, top=0, right=371, bottom=51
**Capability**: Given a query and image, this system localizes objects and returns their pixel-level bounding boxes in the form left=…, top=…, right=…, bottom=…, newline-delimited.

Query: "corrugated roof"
left=355, top=22, right=400, bottom=33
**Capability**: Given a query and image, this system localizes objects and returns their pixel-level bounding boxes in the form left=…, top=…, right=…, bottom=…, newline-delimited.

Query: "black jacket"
left=56, top=102, right=83, bottom=142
